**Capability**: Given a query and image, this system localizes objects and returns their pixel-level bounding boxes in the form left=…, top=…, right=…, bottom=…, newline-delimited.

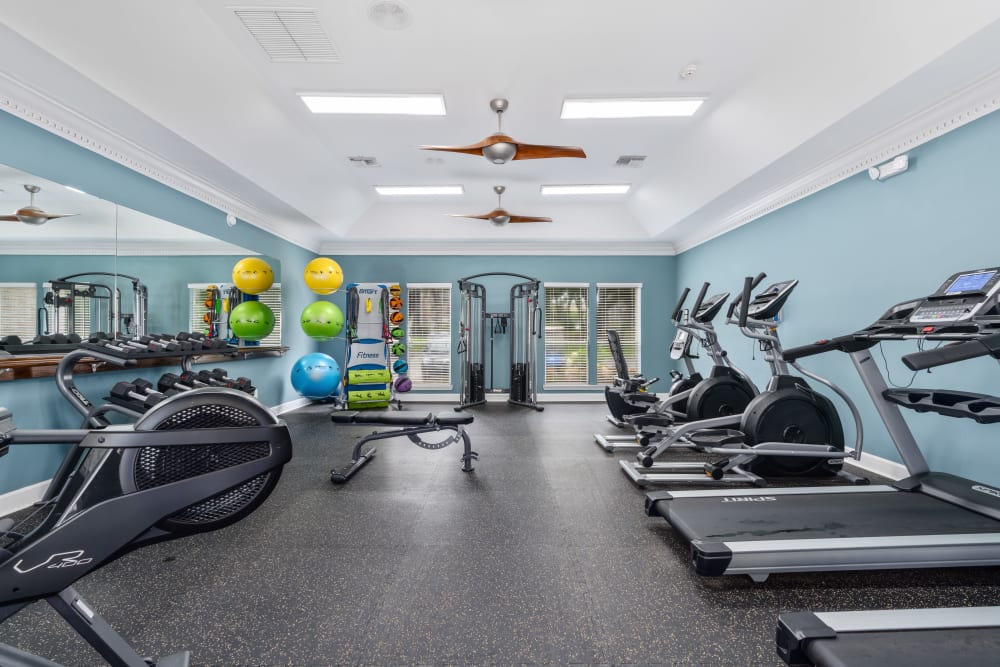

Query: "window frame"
left=542, top=282, right=591, bottom=389
left=596, top=282, right=642, bottom=385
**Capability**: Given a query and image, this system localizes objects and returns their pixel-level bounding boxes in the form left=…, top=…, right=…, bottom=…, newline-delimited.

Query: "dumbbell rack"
left=58, top=340, right=238, bottom=429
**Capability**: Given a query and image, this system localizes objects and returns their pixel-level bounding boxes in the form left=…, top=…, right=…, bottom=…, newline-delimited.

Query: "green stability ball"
left=300, top=301, right=344, bottom=341
left=230, top=300, right=275, bottom=342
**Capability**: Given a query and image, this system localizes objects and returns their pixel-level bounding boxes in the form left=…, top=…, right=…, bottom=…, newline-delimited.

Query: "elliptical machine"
left=621, top=274, right=867, bottom=487
left=596, top=281, right=758, bottom=452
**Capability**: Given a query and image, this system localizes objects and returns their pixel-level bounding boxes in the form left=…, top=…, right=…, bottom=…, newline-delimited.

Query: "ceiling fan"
left=421, top=98, right=586, bottom=164
left=0, top=184, right=78, bottom=226
left=450, top=186, right=552, bottom=227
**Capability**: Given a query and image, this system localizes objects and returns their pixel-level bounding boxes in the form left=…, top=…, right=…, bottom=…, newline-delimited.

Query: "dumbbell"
left=120, top=335, right=181, bottom=353
left=88, top=332, right=111, bottom=344
left=157, top=372, right=199, bottom=394
left=89, top=338, right=139, bottom=358
left=193, top=369, right=254, bottom=393
left=133, top=377, right=181, bottom=398
left=148, top=333, right=195, bottom=352
left=178, top=331, right=229, bottom=350
left=0, top=336, right=22, bottom=347
left=110, top=381, right=168, bottom=409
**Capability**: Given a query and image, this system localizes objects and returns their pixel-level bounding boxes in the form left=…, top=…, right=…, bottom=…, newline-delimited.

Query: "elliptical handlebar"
left=737, top=272, right=768, bottom=328
left=738, top=275, right=754, bottom=328
left=691, top=282, right=710, bottom=316
left=671, top=287, right=690, bottom=324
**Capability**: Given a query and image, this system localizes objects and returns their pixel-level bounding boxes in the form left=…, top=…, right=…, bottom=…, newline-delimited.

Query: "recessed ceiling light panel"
left=375, top=185, right=464, bottom=196
left=540, top=184, right=631, bottom=196
left=560, top=97, right=704, bottom=119
left=300, top=94, right=446, bottom=115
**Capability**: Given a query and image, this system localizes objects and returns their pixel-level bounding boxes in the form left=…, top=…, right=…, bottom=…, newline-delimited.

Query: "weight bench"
left=329, top=410, right=477, bottom=483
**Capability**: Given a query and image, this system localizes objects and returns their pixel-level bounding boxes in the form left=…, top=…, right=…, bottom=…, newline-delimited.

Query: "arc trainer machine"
left=456, top=272, right=543, bottom=411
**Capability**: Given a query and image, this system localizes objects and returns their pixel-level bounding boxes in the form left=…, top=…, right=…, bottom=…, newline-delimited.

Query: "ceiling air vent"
left=348, top=156, right=380, bottom=168
left=233, top=8, right=341, bottom=63
left=615, top=155, right=647, bottom=168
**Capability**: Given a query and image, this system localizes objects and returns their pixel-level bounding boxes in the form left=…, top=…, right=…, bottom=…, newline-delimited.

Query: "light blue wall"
left=676, top=108, right=1000, bottom=485
left=0, top=110, right=314, bottom=494
left=318, top=255, right=676, bottom=393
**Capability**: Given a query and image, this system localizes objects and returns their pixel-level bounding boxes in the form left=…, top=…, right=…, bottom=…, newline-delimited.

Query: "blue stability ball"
left=392, top=358, right=408, bottom=374
left=290, top=352, right=342, bottom=399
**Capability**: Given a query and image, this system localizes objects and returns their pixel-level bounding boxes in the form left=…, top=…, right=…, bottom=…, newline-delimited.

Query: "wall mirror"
left=0, top=163, right=281, bottom=355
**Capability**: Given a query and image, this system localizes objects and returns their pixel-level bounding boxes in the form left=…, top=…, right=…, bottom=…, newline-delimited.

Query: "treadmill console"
left=694, top=292, right=729, bottom=324
left=746, top=280, right=798, bottom=321
left=909, top=267, right=1000, bottom=323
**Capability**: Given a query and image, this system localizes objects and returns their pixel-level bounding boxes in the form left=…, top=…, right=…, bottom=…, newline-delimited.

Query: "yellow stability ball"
left=304, top=257, right=344, bottom=295
left=231, top=257, right=275, bottom=295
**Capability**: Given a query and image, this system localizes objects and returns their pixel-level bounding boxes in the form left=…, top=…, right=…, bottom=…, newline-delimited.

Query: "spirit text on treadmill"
left=972, top=485, right=1000, bottom=499
left=720, top=496, right=777, bottom=502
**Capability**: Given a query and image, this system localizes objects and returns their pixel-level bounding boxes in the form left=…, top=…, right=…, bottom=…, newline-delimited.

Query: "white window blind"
left=544, top=283, right=589, bottom=385
left=0, top=283, right=38, bottom=340
left=596, top=284, right=642, bottom=384
left=188, top=284, right=282, bottom=346
left=406, top=284, right=451, bottom=387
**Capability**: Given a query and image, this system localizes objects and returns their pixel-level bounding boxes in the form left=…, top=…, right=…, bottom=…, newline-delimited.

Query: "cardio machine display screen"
left=945, top=271, right=996, bottom=294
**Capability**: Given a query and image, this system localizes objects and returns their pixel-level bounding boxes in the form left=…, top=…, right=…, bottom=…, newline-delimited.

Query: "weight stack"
left=470, top=362, right=485, bottom=403
left=510, top=363, right=528, bottom=402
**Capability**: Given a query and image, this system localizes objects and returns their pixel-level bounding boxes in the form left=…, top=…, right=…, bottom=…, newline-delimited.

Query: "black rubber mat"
left=1, top=402, right=999, bottom=665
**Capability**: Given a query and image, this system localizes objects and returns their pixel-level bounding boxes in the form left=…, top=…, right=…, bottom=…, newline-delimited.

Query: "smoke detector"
left=368, top=1, right=413, bottom=30
left=615, top=155, right=647, bottom=168
left=680, top=63, right=698, bottom=80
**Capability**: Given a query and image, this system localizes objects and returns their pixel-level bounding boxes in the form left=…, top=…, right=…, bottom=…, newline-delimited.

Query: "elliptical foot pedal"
left=687, top=429, right=746, bottom=449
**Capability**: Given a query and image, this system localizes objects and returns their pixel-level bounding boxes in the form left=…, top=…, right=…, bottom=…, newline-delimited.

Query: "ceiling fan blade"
left=420, top=134, right=513, bottom=156
left=37, top=213, right=77, bottom=220
left=508, top=215, right=553, bottom=223
left=511, top=142, right=587, bottom=160
left=448, top=213, right=494, bottom=220
left=0, top=215, right=20, bottom=221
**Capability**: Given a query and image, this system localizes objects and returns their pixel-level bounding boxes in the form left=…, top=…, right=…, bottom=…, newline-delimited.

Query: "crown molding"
left=0, top=70, right=320, bottom=252
left=3, top=240, right=256, bottom=256
left=674, top=67, right=1000, bottom=254
left=320, top=240, right=676, bottom=256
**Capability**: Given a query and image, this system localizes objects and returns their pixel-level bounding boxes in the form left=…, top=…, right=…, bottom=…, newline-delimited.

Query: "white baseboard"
left=849, top=451, right=908, bottom=481
left=273, top=397, right=313, bottom=415
left=0, top=478, right=50, bottom=517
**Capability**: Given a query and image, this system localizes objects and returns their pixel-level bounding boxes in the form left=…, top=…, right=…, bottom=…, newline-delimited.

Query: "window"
left=596, top=284, right=642, bottom=385
left=406, top=283, right=451, bottom=388
left=544, top=283, right=589, bottom=386
left=0, top=283, right=38, bottom=339
left=189, top=284, right=282, bottom=346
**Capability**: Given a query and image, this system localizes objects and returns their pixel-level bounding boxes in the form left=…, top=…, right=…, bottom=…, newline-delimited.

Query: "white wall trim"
left=675, top=67, right=1000, bottom=253
left=321, top=240, right=676, bottom=256
left=848, top=451, right=909, bottom=481
left=0, top=478, right=50, bottom=517
left=273, top=397, right=313, bottom=415
left=0, top=70, right=319, bottom=253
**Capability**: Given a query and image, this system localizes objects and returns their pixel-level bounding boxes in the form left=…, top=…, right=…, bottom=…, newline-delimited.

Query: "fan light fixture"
left=560, top=97, right=704, bottom=119
left=300, top=93, right=446, bottom=115
left=421, top=98, right=586, bottom=164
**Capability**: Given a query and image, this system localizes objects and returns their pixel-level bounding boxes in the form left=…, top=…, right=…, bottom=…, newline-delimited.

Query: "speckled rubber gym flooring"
left=3, top=402, right=1000, bottom=666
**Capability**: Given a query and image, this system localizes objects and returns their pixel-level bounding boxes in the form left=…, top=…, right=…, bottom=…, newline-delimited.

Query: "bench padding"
left=331, top=410, right=474, bottom=427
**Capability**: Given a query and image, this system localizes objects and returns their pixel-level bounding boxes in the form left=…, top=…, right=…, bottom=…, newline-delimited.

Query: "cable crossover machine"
left=456, top=272, right=543, bottom=411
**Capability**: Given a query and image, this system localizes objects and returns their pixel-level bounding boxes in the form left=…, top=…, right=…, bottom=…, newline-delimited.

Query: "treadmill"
left=645, top=266, right=1000, bottom=582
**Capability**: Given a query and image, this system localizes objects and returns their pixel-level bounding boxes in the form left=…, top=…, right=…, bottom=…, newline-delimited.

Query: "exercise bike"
left=621, top=274, right=867, bottom=487
left=0, top=364, right=291, bottom=666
